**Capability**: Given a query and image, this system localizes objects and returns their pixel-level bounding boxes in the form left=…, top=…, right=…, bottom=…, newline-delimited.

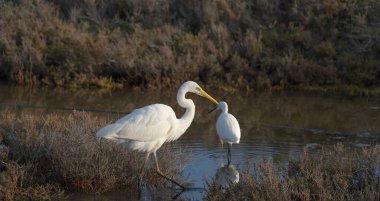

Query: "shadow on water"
left=1, top=84, right=380, bottom=200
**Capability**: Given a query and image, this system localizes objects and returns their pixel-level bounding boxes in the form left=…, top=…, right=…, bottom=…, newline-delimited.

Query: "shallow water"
left=1, top=84, right=380, bottom=200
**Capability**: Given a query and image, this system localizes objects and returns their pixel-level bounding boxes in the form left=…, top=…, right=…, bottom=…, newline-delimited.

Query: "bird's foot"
left=156, top=170, right=186, bottom=190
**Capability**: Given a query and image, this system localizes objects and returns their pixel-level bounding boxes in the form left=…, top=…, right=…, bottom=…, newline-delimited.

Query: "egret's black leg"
left=227, top=144, right=232, bottom=165
left=153, top=151, right=186, bottom=190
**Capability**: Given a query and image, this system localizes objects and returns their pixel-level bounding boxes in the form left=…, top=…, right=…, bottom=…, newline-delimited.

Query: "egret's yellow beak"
left=200, top=89, right=218, bottom=105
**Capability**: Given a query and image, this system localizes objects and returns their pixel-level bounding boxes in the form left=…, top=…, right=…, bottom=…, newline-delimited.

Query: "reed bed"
left=205, top=144, right=380, bottom=201
left=1, top=109, right=379, bottom=200
left=0, top=110, right=186, bottom=200
left=0, top=0, right=379, bottom=91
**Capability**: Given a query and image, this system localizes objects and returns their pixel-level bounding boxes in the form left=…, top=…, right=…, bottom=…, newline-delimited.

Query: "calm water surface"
left=1, top=84, right=380, bottom=200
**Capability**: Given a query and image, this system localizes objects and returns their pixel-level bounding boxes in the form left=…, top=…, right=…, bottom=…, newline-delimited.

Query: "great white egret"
left=210, top=101, right=241, bottom=165
left=96, top=81, right=218, bottom=189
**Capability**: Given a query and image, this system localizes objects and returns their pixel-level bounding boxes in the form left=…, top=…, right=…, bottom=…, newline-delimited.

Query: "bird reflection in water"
left=214, top=163, right=240, bottom=188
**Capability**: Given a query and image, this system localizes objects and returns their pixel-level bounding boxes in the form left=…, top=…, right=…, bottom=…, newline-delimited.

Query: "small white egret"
left=96, top=81, right=218, bottom=189
left=210, top=101, right=241, bottom=165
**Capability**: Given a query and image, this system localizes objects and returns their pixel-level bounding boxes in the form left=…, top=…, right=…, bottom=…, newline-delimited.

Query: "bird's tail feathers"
left=96, top=123, right=122, bottom=140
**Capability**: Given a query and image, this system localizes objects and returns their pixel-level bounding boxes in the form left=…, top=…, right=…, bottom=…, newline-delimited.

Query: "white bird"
left=210, top=101, right=241, bottom=165
left=96, top=81, right=218, bottom=189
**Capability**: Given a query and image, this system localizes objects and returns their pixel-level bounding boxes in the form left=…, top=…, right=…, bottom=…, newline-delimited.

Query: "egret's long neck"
left=221, top=104, right=228, bottom=113
left=175, top=88, right=195, bottom=136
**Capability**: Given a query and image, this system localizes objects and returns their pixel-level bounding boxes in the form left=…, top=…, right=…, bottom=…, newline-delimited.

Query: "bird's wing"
left=216, top=113, right=241, bottom=143
left=105, top=104, right=176, bottom=142
left=228, top=114, right=241, bottom=138
left=96, top=123, right=124, bottom=138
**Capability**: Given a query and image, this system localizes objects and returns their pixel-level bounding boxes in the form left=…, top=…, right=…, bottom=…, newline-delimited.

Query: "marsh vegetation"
left=1, top=110, right=379, bottom=200
left=0, top=110, right=186, bottom=200
left=0, top=0, right=379, bottom=196
left=0, top=87, right=379, bottom=200
left=206, top=144, right=380, bottom=201
left=0, top=0, right=379, bottom=92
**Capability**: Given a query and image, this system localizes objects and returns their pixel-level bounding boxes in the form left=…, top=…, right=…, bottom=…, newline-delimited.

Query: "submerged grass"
left=0, top=110, right=187, bottom=200
left=206, top=144, right=380, bottom=201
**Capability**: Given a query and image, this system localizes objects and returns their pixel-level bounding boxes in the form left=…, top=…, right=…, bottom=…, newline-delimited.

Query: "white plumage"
left=212, top=101, right=241, bottom=164
left=96, top=81, right=218, bottom=189
left=96, top=104, right=177, bottom=152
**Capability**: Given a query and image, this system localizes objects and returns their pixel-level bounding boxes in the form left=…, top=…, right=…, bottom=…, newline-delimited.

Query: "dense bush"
left=205, top=144, right=380, bottom=201
left=0, top=0, right=379, bottom=90
left=0, top=110, right=186, bottom=199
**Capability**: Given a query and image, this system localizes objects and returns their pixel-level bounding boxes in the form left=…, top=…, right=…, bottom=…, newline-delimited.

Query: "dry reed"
left=0, top=109, right=187, bottom=200
left=205, top=144, right=380, bottom=201
left=0, top=0, right=379, bottom=92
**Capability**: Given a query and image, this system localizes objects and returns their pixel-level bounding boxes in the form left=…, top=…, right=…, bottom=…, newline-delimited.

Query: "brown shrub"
left=205, top=144, right=380, bottom=201
left=0, top=110, right=187, bottom=195
left=0, top=154, right=65, bottom=200
left=1, top=0, right=380, bottom=91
